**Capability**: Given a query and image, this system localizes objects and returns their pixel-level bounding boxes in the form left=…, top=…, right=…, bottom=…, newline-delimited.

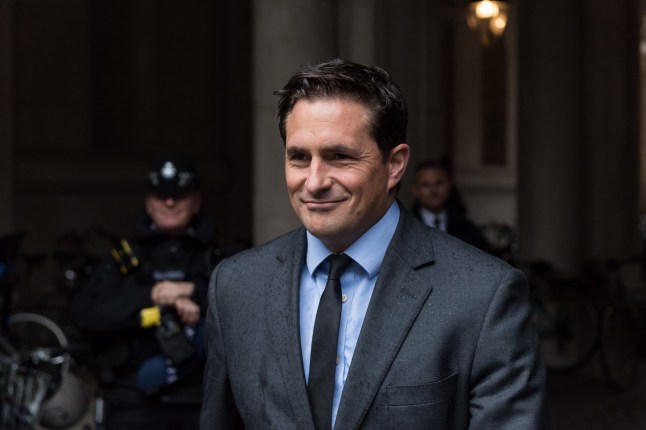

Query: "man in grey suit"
left=201, top=59, right=552, bottom=429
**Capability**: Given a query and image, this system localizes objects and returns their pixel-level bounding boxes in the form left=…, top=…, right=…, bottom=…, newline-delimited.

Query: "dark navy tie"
left=308, top=253, right=352, bottom=430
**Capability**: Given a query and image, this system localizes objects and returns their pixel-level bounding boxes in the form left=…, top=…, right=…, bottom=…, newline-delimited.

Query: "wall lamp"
left=465, top=0, right=511, bottom=47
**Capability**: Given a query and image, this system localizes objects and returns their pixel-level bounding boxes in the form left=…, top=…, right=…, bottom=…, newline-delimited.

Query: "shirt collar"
left=419, top=207, right=447, bottom=225
left=306, top=201, right=400, bottom=278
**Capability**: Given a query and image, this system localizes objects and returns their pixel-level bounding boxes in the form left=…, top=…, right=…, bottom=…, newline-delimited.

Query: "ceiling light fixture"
left=465, top=0, right=511, bottom=47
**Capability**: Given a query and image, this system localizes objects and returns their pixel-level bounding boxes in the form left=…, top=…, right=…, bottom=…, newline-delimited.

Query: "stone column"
left=517, top=0, right=585, bottom=273
left=338, top=0, right=377, bottom=64
left=253, top=0, right=337, bottom=244
left=518, top=0, right=640, bottom=272
left=581, top=0, right=640, bottom=260
left=0, top=0, right=14, bottom=234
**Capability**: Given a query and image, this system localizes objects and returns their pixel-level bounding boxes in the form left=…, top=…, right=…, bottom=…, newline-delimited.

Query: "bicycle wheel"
left=599, top=303, right=639, bottom=392
left=8, top=312, right=69, bottom=351
left=9, top=313, right=92, bottom=429
left=0, top=313, right=68, bottom=429
left=537, top=291, right=599, bottom=370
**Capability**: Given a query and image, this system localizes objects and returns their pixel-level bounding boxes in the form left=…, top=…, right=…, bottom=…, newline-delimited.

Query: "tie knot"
left=326, top=254, right=352, bottom=281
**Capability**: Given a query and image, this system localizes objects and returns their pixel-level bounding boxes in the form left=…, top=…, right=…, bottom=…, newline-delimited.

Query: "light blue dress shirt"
left=299, top=201, right=400, bottom=428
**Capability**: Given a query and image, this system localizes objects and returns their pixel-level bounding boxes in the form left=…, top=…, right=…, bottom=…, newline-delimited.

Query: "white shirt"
left=418, top=206, right=447, bottom=232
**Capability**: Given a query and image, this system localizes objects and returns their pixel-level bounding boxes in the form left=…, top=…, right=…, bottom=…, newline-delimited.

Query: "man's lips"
left=302, top=199, right=345, bottom=211
left=159, top=210, right=183, bottom=217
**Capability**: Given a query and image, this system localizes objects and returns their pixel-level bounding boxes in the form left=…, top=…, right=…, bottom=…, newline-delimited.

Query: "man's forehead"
left=285, top=99, right=370, bottom=134
left=287, top=96, right=370, bottom=119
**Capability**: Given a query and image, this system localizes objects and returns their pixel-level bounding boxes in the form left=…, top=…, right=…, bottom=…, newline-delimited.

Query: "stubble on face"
left=284, top=98, right=399, bottom=253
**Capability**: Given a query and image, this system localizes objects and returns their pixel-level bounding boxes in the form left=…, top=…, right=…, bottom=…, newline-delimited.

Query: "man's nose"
left=304, top=159, right=331, bottom=193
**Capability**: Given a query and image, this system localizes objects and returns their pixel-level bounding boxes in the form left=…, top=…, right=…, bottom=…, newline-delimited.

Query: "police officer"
left=71, top=152, right=216, bottom=430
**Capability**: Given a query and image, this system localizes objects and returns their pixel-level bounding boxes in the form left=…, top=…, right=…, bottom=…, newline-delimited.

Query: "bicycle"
left=0, top=232, right=99, bottom=429
left=480, top=221, right=646, bottom=392
left=585, top=257, right=646, bottom=392
left=518, top=260, right=600, bottom=372
left=523, top=257, right=646, bottom=392
left=479, top=223, right=602, bottom=371
left=1, top=312, right=92, bottom=429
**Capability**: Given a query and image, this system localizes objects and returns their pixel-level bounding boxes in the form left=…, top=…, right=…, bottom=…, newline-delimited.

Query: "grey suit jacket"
left=201, top=208, right=552, bottom=429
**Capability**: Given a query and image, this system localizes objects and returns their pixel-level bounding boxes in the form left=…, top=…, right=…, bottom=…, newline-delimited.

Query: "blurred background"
left=0, top=0, right=642, bottom=265
left=0, top=0, right=645, bottom=427
left=1, top=0, right=643, bottom=271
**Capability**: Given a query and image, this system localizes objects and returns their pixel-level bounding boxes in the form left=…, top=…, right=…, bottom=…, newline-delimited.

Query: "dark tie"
left=308, top=253, right=352, bottom=430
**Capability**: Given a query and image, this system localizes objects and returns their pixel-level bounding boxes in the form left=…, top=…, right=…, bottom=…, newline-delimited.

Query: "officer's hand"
left=174, top=297, right=201, bottom=326
left=151, top=281, right=195, bottom=306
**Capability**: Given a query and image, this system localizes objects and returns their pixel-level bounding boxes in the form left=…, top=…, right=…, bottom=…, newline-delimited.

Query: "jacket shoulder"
left=215, top=228, right=304, bottom=272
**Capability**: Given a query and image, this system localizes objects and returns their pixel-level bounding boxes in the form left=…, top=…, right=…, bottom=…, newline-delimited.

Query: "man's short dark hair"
left=274, top=58, right=408, bottom=161
left=414, top=158, right=453, bottom=178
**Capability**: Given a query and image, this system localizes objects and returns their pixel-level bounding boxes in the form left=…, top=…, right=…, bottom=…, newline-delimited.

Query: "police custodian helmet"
left=146, top=152, right=201, bottom=197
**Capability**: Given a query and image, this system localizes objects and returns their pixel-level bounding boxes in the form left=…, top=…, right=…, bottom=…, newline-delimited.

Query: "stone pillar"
left=581, top=0, right=640, bottom=260
left=517, top=0, right=584, bottom=272
left=338, top=0, right=377, bottom=64
left=0, top=0, right=14, bottom=234
left=642, top=10, right=646, bottom=215
left=518, top=0, right=640, bottom=272
left=253, top=0, right=337, bottom=245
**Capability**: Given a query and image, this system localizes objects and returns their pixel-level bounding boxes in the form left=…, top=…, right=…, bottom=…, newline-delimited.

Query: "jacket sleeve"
left=69, top=255, right=154, bottom=336
left=468, top=268, right=553, bottom=429
left=200, top=261, right=244, bottom=429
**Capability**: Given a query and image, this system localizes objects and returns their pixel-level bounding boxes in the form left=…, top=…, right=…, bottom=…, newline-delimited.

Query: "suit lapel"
left=335, top=210, right=436, bottom=429
left=266, top=229, right=315, bottom=429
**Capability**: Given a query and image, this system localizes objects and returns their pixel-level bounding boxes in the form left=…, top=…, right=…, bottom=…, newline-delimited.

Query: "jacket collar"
left=335, top=208, right=436, bottom=429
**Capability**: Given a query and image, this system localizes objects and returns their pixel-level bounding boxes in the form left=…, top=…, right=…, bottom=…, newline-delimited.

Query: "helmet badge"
left=161, top=162, right=177, bottom=179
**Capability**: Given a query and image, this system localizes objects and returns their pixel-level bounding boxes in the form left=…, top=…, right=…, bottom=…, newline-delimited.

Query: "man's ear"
left=387, top=143, right=410, bottom=190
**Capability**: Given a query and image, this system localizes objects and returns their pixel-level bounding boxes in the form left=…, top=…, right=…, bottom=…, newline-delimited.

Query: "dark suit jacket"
left=201, top=208, right=552, bottom=429
left=411, top=202, right=492, bottom=253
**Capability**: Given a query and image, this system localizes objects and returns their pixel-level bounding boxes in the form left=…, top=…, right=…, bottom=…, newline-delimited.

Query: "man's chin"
left=300, top=209, right=340, bottom=228
left=155, top=217, right=190, bottom=232
left=302, top=220, right=338, bottom=239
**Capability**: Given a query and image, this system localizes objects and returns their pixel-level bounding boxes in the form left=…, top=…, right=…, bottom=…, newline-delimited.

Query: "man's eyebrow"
left=323, top=144, right=350, bottom=153
left=285, top=143, right=355, bottom=156
left=285, top=146, right=307, bottom=155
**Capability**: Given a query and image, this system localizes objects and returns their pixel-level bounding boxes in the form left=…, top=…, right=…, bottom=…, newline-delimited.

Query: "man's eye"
left=333, top=153, right=349, bottom=160
left=288, top=153, right=309, bottom=162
